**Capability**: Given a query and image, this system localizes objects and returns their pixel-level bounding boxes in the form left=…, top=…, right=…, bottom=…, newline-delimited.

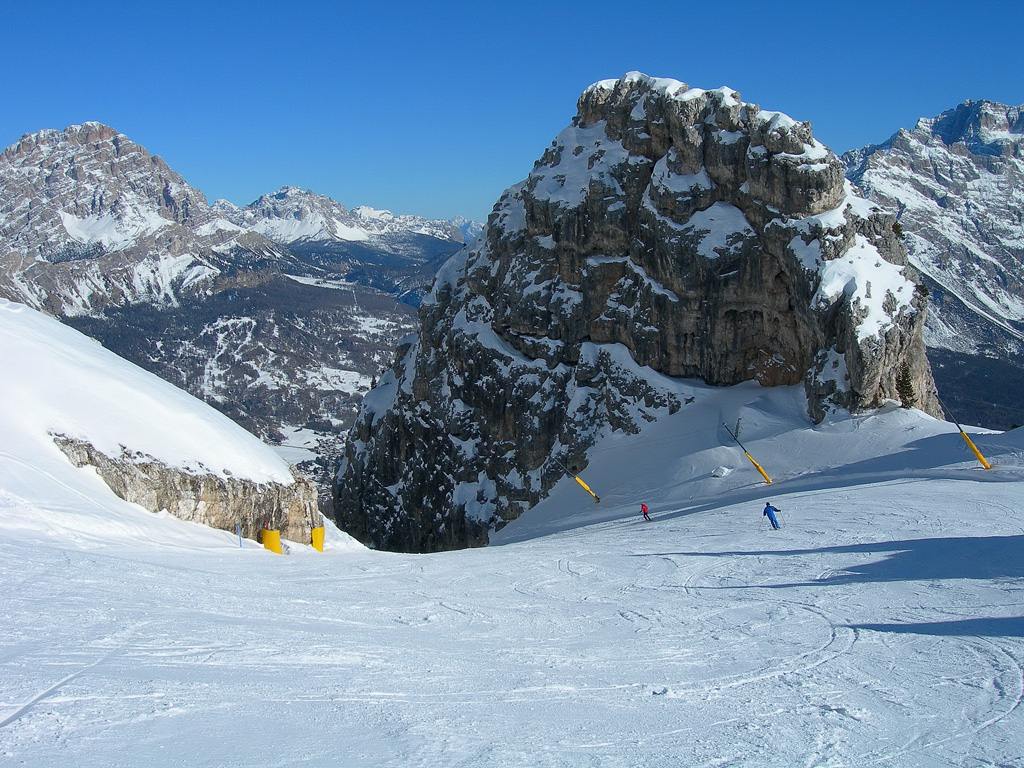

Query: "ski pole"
left=757, top=516, right=766, bottom=532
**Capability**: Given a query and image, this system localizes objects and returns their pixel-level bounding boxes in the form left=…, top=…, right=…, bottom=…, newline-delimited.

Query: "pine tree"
left=896, top=361, right=917, bottom=409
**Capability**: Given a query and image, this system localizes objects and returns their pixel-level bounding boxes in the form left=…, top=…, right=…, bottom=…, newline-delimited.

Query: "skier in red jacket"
left=641, top=503, right=651, bottom=521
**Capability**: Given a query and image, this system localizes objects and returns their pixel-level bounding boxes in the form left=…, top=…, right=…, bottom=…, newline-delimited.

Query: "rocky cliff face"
left=843, top=100, right=1024, bottom=429
left=55, top=436, right=319, bottom=544
left=334, top=73, right=940, bottom=553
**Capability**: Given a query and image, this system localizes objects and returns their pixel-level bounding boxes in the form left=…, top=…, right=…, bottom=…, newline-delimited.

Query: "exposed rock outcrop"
left=55, top=435, right=319, bottom=544
left=843, top=100, right=1024, bottom=429
left=334, top=73, right=940, bottom=552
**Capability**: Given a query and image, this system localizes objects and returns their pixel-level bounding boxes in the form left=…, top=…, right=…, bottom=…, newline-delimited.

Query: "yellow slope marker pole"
left=960, top=432, right=993, bottom=470
left=937, top=396, right=992, bottom=470
left=552, top=455, right=601, bottom=503
left=744, top=451, right=773, bottom=485
left=574, top=475, right=601, bottom=503
left=309, top=508, right=325, bottom=552
left=723, top=423, right=773, bottom=484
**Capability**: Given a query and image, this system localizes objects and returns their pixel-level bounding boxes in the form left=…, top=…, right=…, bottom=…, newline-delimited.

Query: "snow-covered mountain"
left=0, top=121, right=259, bottom=315
left=0, top=298, right=319, bottom=544
left=450, top=214, right=485, bottom=243
left=843, top=101, right=1024, bottom=429
left=218, top=185, right=463, bottom=246
left=214, top=186, right=471, bottom=303
left=3, top=350, right=1023, bottom=765
left=0, top=123, right=477, bottom=497
left=335, top=73, right=939, bottom=553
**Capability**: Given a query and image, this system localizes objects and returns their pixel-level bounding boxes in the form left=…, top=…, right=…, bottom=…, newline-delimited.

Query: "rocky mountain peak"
left=2, top=121, right=118, bottom=161
left=449, top=216, right=484, bottom=243
left=0, top=122, right=214, bottom=264
left=255, top=185, right=341, bottom=209
left=916, top=100, right=1024, bottom=154
left=842, top=98, right=1024, bottom=429
left=234, top=186, right=351, bottom=241
left=847, top=100, right=1024, bottom=187
left=567, top=72, right=845, bottom=218
left=212, top=185, right=464, bottom=248
left=334, top=72, right=939, bottom=553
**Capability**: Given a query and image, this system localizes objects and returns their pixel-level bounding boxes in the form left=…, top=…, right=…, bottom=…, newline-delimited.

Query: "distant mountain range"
left=0, top=122, right=481, bottom=502
left=212, top=186, right=470, bottom=304
left=2, top=94, right=1022, bottom=531
left=843, top=100, right=1024, bottom=429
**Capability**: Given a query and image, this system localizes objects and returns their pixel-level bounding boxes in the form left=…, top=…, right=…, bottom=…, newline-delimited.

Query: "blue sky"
left=2, top=0, right=1021, bottom=222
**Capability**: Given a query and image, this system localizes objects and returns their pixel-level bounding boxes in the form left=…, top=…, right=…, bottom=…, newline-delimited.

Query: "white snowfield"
left=0, top=298, right=296, bottom=489
left=2, top=317, right=1024, bottom=765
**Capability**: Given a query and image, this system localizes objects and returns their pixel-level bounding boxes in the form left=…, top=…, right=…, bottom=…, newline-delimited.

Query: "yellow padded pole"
left=310, top=526, right=325, bottom=552
left=960, top=431, right=992, bottom=470
left=745, top=452, right=773, bottom=484
left=574, top=476, right=601, bottom=503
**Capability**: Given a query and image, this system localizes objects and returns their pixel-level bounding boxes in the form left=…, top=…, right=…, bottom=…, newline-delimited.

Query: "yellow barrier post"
left=743, top=451, right=773, bottom=485
left=551, top=455, right=601, bottom=503
left=262, top=529, right=282, bottom=554
left=724, top=423, right=772, bottom=484
left=310, top=526, right=325, bottom=552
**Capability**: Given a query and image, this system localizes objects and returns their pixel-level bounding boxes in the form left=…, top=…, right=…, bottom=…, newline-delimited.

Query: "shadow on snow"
left=634, top=535, right=1024, bottom=638
left=850, top=616, right=1024, bottom=638
left=634, top=534, right=1024, bottom=584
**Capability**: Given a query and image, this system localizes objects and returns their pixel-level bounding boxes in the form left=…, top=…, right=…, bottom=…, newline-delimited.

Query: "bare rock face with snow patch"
left=0, top=122, right=235, bottom=314
left=334, top=72, right=939, bottom=552
left=843, top=100, right=1024, bottom=429
left=55, top=436, right=318, bottom=544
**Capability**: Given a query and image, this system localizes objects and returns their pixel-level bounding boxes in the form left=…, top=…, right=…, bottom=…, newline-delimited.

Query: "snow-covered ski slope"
left=0, top=298, right=303, bottom=549
left=3, top=347, right=1024, bottom=765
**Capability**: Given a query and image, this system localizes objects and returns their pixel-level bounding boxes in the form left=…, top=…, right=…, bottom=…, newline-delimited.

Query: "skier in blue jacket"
left=763, top=502, right=781, bottom=530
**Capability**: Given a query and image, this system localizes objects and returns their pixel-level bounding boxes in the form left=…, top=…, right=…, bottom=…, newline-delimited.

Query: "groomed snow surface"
left=3, top=314, right=1024, bottom=766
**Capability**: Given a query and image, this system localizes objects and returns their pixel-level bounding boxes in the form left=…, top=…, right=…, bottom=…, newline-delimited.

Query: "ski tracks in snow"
left=849, top=635, right=1024, bottom=766
left=650, top=497, right=1024, bottom=767
left=0, top=622, right=148, bottom=731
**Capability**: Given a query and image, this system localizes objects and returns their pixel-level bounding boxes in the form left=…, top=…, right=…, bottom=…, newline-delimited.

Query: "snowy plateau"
left=3, top=299, right=1024, bottom=767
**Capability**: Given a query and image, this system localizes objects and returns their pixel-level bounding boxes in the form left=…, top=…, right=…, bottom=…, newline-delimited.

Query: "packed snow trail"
left=3, top=350, right=1024, bottom=766
left=3, top=461, right=1024, bottom=766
